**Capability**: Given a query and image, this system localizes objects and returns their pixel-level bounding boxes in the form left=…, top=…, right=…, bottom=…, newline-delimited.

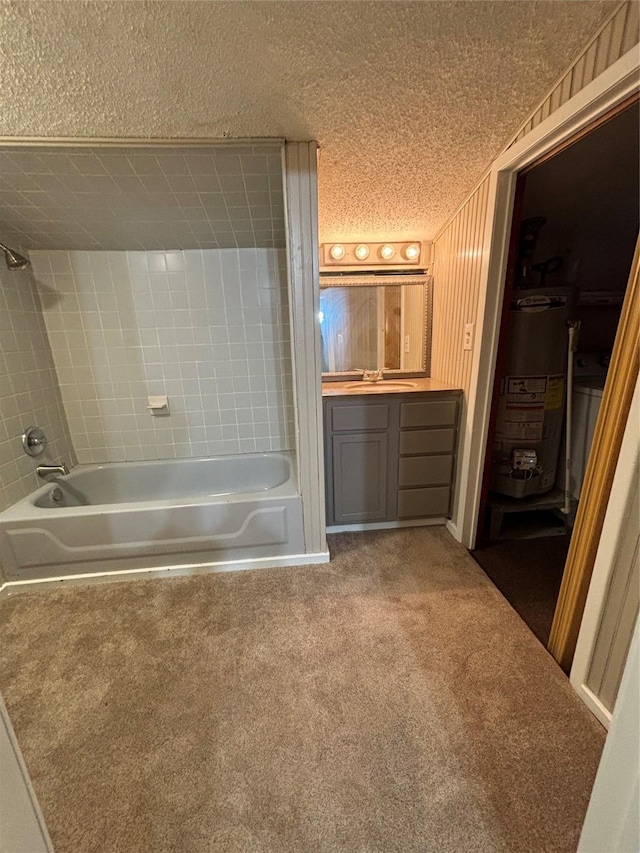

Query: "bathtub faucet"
left=37, top=464, right=69, bottom=479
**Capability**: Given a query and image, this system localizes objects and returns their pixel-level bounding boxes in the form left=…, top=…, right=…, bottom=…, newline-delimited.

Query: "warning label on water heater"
left=497, top=375, right=548, bottom=442
left=499, top=404, right=545, bottom=441
left=506, top=375, right=547, bottom=403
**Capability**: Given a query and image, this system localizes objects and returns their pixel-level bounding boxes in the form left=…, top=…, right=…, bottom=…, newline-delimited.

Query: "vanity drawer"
left=398, top=455, right=453, bottom=488
left=331, top=403, right=390, bottom=432
left=400, top=400, right=457, bottom=428
left=397, top=487, right=451, bottom=518
left=399, top=428, right=455, bottom=455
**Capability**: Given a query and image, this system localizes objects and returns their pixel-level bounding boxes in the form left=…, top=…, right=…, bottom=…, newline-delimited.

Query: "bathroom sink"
left=343, top=381, right=418, bottom=391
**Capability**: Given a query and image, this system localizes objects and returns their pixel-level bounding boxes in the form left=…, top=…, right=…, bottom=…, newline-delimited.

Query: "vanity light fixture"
left=320, top=241, right=424, bottom=267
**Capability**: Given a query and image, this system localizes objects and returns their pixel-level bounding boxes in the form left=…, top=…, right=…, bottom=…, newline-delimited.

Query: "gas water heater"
left=491, top=286, right=572, bottom=499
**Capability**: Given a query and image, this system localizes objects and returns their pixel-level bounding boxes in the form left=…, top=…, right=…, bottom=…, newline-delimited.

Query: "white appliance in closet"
left=569, top=353, right=608, bottom=500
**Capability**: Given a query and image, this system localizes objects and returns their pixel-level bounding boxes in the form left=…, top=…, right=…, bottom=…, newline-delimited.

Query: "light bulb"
left=380, top=244, right=395, bottom=261
left=354, top=244, right=370, bottom=261
left=404, top=243, right=420, bottom=261
left=330, top=244, right=346, bottom=261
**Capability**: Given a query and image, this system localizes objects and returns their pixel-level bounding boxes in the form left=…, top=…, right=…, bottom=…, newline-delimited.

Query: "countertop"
left=321, top=378, right=462, bottom=397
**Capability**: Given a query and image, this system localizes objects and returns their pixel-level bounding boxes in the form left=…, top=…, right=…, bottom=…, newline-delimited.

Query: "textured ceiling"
left=0, top=1, right=613, bottom=243
left=0, top=145, right=285, bottom=250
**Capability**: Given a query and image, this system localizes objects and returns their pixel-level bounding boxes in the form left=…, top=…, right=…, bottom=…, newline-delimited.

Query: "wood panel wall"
left=431, top=178, right=490, bottom=389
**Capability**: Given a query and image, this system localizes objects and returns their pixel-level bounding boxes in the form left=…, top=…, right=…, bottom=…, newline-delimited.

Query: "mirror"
left=319, top=273, right=432, bottom=378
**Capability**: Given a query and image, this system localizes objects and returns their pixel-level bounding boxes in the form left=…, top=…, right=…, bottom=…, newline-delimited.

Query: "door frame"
left=458, top=48, right=640, bottom=550
left=455, top=49, right=640, bottom=668
left=473, top=172, right=527, bottom=546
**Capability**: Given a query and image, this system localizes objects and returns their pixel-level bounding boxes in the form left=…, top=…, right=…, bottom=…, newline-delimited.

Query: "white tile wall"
left=30, top=249, right=294, bottom=464
left=0, top=264, right=76, bottom=512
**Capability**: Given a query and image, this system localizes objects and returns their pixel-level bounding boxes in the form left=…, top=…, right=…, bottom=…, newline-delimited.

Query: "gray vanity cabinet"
left=325, top=401, right=398, bottom=524
left=324, top=392, right=460, bottom=526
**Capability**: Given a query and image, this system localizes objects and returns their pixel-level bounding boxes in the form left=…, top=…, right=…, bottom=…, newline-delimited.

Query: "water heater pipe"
left=562, top=321, right=581, bottom=515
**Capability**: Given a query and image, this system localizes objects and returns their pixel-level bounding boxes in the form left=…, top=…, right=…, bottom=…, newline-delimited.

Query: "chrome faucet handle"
left=22, top=426, right=47, bottom=457
left=350, top=367, right=387, bottom=382
left=365, top=367, right=390, bottom=381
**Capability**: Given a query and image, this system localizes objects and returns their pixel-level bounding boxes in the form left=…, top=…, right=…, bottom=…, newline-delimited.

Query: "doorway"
left=472, top=100, right=639, bottom=648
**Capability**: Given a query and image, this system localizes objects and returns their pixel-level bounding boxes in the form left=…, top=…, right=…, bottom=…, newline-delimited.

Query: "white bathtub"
left=0, top=452, right=304, bottom=584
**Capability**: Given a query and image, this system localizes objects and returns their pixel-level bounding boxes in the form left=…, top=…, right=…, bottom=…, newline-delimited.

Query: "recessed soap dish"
left=147, top=395, right=169, bottom=415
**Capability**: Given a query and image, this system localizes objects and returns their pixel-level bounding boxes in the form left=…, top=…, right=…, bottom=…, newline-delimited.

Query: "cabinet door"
left=332, top=433, right=389, bottom=523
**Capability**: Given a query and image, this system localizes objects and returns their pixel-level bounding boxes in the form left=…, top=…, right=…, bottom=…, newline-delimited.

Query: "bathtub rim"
left=0, top=450, right=299, bottom=520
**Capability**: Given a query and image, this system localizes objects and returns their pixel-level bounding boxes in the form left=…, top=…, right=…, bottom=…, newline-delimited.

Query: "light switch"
left=464, top=323, right=474, bottom=351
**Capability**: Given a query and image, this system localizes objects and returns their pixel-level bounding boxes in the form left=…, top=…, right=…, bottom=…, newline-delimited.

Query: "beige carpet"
left=0, top=528, right=604, bottom=853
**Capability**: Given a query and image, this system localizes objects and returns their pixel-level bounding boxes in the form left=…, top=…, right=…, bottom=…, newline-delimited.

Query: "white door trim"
left=569, top=374, right=640, bottom=728
left=457, top=48, right=640, bottom=549
left=282, top=142, right=328, bottom=556
left=0, top=695, right=54, bottom=853
left=578, top=618, right=640, bottom=852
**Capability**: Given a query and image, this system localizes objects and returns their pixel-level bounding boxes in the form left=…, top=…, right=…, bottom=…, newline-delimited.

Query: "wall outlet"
left=464, top=323, right=474, bottom=351
left=404, top=335, right=410, bottom=354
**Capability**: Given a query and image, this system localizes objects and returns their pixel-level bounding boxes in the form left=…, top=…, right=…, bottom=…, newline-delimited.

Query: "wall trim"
left=570, top=374, right=640, bottom=720
left=445, top=518, right=460, bottom=541
left=327, top=518, right=446, bottom=534
left=0, top=136, right=286, bottom=148
left=0, top=551, right=331, bottom=598
left=457, top=47, right=640, bottom=549
left=0, top=696, right=54, bottom=852
left=572, top=684, right=613, bottom=730
left=282, top=142, right=327, bottom=556
left=578, top=619, right=640, bottom=852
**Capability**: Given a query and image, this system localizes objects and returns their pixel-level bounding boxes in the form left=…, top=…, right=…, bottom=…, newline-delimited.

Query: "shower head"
left=0, top=242, right=29, bottom=270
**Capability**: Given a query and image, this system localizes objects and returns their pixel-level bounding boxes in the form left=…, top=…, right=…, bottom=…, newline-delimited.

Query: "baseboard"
left=0, top=551, right=331, bottom=597
left=571, top=681, right=612, bottom=730
left=445, top=518, right=461, bottom=542
left=327, top=518, right=446, bottom=534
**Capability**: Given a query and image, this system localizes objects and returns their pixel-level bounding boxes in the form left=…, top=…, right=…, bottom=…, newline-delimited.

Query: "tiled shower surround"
left=30, top=249, right=294, bottom=464
left=0, top=264, right=75, bottom=512
left=0, top=145, right=285, bottom=251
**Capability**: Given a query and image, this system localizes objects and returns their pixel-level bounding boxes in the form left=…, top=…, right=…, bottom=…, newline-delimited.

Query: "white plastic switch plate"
left=464, top=323, right=474, bottom=351
left=404, top=335, right=410, bottom=354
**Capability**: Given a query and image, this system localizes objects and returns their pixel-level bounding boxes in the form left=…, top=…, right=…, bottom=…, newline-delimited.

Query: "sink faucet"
left=37, top=464, right=69, bottom=479
left=353, top=368, right=389, bottom=382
